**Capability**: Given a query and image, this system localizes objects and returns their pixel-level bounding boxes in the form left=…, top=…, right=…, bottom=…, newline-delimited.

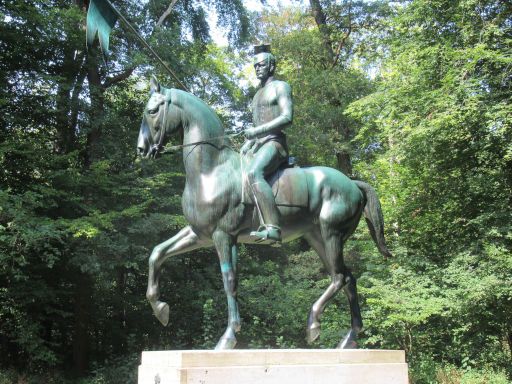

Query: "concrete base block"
left=138, top=349, right=409, bottom=384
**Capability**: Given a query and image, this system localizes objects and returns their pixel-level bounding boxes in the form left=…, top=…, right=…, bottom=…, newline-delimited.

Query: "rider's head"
left=253, top=44, right=275, bottom=82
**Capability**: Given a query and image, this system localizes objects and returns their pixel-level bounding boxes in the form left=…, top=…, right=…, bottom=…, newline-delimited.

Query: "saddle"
left=241, top=157, right=309, bottom=208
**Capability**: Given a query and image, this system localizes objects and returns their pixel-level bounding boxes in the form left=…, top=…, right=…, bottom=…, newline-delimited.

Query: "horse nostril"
left=137, top=146, right=145, bottom=156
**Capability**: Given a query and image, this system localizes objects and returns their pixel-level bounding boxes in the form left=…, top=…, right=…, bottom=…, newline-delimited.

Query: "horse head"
left=137, top=76, right=182, bottom=158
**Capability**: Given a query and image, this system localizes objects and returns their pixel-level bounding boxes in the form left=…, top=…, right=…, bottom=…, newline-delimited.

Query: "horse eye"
left=148, top=107, right=159, bottom=115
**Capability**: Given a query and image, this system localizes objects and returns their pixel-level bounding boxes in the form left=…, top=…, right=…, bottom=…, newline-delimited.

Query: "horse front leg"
left=146, top=225, right=205, bottom=326
left=212, top=230, right=240, bottom=350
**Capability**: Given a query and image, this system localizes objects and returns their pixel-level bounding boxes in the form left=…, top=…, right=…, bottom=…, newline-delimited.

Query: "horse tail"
left=354, top=180, right=392, bottom=258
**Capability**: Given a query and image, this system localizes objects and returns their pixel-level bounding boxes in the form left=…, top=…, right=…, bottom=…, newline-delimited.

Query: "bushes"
left=0, top=355, right=138, bottom=384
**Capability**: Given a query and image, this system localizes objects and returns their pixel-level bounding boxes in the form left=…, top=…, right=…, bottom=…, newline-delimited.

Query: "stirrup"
left=250, top=225, right=282, bottom=246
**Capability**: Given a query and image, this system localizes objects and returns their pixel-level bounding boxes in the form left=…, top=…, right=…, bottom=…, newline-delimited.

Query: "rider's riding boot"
left=251, top=224, right=281, bottom=242
left=249, top=181, right=282, bottom=244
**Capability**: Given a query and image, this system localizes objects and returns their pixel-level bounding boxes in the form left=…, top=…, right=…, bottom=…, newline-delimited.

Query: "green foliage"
left=237, top=246, right=319, bottom=348
left=346, top=0, right=512, bottom=381
left=77, top=354, right=139, bottom=384
left=0, top=0, right=250, bottom=379
left=1, top=0, right=511, bottom=383
left=434, top=366, right=510, bottom=384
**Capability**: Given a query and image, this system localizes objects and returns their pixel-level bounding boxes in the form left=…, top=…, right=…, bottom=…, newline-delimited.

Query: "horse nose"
left=137, top=138, right=147, bottom=157
left=137, top=128, right=149, bottom=156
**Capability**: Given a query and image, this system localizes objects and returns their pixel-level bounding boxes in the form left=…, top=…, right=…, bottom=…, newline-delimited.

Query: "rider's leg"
left=246, top=141, right=286, bottom=242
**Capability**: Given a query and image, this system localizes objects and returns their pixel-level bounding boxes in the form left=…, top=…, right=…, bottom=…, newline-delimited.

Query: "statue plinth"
left=138, top=349, right=408, bottom=384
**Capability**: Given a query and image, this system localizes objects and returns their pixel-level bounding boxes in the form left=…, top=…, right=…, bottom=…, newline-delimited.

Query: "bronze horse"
left=137, top=77, right=391, bottom=350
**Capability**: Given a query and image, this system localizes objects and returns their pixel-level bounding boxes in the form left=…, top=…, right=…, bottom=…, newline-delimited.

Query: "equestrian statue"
left=137, top=45, right=392, bottom=350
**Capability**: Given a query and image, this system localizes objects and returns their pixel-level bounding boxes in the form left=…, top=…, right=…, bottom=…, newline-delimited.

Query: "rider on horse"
left=241, top=44, right=293, bottom=244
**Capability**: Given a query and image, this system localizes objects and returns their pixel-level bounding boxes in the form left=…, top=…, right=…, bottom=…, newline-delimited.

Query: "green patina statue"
left=242, top=44, right=293, bottom=245
left=137, top=48, right=392, bottom=350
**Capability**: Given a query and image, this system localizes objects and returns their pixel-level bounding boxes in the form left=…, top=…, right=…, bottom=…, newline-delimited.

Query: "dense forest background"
left=0, top=0, right=510, bottom=383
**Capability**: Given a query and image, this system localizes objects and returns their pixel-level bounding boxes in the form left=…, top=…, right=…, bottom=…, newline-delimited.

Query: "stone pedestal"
left=138, top=349, right=408, bottom=384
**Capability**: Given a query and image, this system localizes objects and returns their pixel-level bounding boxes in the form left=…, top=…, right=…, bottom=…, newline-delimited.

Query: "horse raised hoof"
left=306, top=323, right=321, bottom=344
left=337, top=330, right=358, bottom=349
left=154, top=302, right=170, bottom=326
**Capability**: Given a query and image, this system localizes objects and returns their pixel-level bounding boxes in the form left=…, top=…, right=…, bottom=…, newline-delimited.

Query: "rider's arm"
left=246, top=82, right=293, bottom=139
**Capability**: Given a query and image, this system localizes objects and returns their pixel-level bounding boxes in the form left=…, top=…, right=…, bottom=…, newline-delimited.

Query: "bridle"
left=147, top=91, right=171, bottom=157
left=147, top=91, right=243, bottom=157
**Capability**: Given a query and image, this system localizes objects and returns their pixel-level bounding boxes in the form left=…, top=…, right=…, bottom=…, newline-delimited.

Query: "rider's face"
left=254, top=60, right=272, bottom=81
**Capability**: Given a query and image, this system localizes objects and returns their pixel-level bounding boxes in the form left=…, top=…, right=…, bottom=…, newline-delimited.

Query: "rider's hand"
left=251, top=139, right=263, bottom=154
left=241, top=139, right=255, bottom=155
left=244, top=127, right=258, bottom=140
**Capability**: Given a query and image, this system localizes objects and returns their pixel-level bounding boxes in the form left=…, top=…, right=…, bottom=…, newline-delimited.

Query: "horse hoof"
left=337, top=336, right=357, bottom=349
left=306, top=324, right=320, bottom=344
left=215, top=337, right=237, bottom=350
left=155, top=302, right=169, bottom=326
left=337, top=329, right=358, bottom=349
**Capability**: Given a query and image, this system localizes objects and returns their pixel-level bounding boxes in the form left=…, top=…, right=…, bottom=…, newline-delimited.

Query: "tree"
left=347, top=0, right=512, bottom=379
left=254, top=2, right=390, bottom=175
left=0, top=0, right=251, bottom=378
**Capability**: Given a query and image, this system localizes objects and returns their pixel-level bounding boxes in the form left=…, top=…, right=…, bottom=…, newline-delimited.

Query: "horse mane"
left=164, top=87, right=225, bottom=137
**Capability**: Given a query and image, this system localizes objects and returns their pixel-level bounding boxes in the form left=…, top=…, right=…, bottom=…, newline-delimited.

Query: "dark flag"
left=86, top=0, right=118, bottom=55
left=82, top=0, right=189, bottom=91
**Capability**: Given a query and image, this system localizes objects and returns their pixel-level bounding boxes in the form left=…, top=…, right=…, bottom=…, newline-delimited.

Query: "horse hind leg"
left=337, top=268, right=362, bottom=349
left=304, top=228, right=345, bottom=344
left=304, top=223, right=363, bottom=349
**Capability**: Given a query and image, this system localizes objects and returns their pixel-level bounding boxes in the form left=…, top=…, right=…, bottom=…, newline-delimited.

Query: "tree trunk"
left=55, top=50, right=85, bottom=154
left=336, top=150, right=352, bottom=176
left=69, top=62, right=88, bottom=138
left=55, top=0, right=89, bottom=154
left=309, top=0, right=354, bottom=173
left=112, top=267, right=127, bottom=355
left=85, top=49, right=105, bottom=167
left=84, top=48, right=134, bottom=166
left=507, top=330, right=512, bottom=358
left=309, top=0, right=334, bottom=62
left=72, top=271, right=91, bottom=376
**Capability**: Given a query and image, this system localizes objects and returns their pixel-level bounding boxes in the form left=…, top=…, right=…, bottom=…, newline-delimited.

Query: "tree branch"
left=332, top=28, right=352, bottom=68
left=309, top=0, right=334, bottom=62
left=103, top=66, right=135, bottom=88
left=156, top=0, right=179, bottom=28
left=332, top=1, right=352, bottom=68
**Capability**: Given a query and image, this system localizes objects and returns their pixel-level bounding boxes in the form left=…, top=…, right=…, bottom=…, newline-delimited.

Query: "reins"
left=160, top=131, right=244, bottom=154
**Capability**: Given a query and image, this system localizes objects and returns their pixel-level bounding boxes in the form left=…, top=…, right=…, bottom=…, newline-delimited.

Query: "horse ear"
left=150, top=75, right=160, bottom=94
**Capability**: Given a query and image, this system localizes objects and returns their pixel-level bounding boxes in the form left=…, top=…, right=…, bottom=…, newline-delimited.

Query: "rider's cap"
left=254, top=44, right=271, bottom=55
left=253, top=44, right=274, bottom=66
